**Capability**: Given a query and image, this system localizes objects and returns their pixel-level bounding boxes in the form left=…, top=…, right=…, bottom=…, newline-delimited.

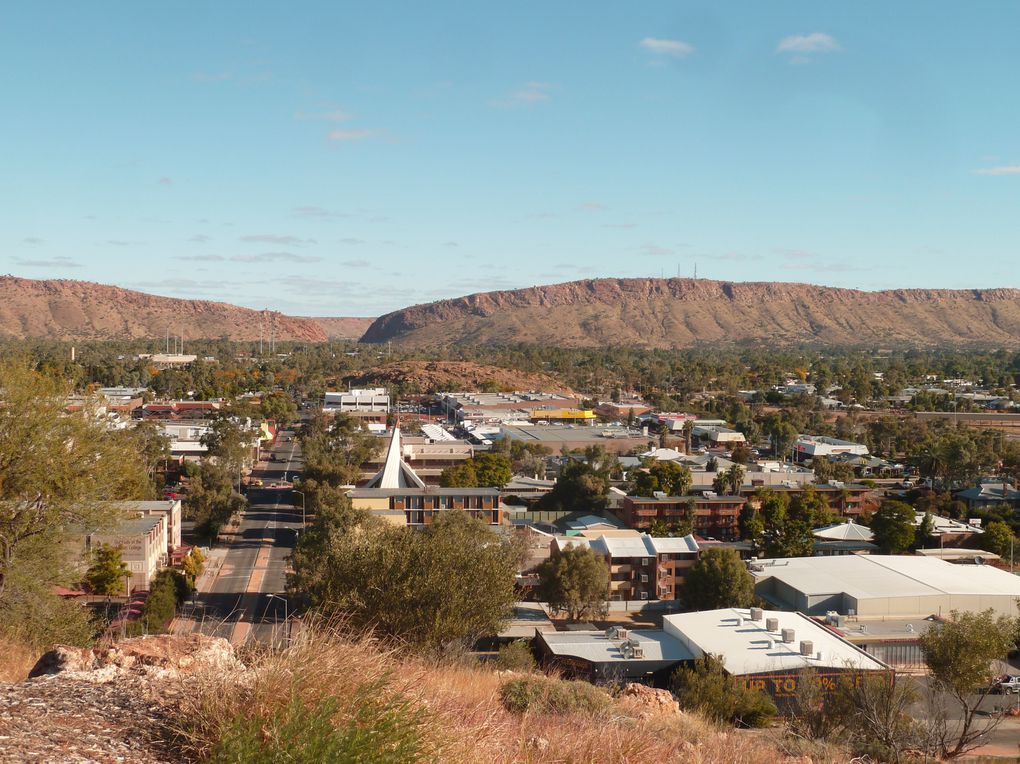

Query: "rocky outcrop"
left=0, top=276, right=356, bottom=341
left=29, top=633, right=242, bottom=682
left=617, top=682, right=683, bottom=718
left=361, top=278, right=1020, bottom=348
left=2, top=635, right=243, bottom=763
left=309, top=316, right=376, bottom=339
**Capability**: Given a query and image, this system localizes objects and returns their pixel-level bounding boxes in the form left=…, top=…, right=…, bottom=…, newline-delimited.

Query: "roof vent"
left=815, top=651, right=824, bottom=661
left=766, top=617, right=780, bottom=632
left=799, top=640, right=814, bottom=656
left=781, top=628, right=796, bottom=644
left=749, top=607, right=763, bottom=622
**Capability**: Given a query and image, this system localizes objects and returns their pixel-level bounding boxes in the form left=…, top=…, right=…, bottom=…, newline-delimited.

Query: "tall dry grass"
left=0, top=638, right=41, bottom=683
left=172, top=620, right=850, bottom=763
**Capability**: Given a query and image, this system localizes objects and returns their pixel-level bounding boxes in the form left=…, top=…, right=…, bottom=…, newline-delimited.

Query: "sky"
left=2, top=2, right=1020, bottom=317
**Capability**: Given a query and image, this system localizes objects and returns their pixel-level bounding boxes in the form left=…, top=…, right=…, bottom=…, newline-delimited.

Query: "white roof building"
left=663, top=608, right=889, bottom=675
left=753, top=554, right=1020, bottom=618
left=813, top=520, right=874, bottom=542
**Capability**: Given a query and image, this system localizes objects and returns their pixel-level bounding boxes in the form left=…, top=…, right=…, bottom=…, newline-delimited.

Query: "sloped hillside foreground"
left=0, top=629, right=846, bottom=763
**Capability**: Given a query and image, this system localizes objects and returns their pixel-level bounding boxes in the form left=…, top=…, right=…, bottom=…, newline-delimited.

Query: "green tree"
left=917, top=511, right=935, bottom=548
left=812, top=456, right=833, bottom=483
left=201, top=415, right=258, bottom=474
left=633, top=461, right=693, bottom=497
left=535, top=448, right=612, bottom=513
left=84, top=544, right=130, bottom=596
left=919, top=609, right=1019, bottom=758
left=739, top=503, right=764, bottom=546
left=439, top=461, right=478, bottom=487
left=470, top=453, right=513, bottom=488
left=870, top=500, right=916, bottom=554
left=535, top=543, right=610, bottom=621
left=725, top=464, right=745, bottom=495
left=186, top=460, right=248, bottom=538
left=672, top=655, right=775, bottom=728
left=300, top=413, right=381, bottom=487
left=681, top=548, right=754, bottom=610
left=0, top=361, right=149, bottom=648
left=290, top=509, right=518, bottom=653
left=979, top=520, right=1017, bottom=559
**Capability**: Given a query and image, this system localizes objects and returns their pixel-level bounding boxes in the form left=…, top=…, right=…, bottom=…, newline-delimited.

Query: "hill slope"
left=308, top=316, right=376, bottom=340
left=0, top=276, right=334, bottom=342
left=361, top=278, right=1020, bottom=348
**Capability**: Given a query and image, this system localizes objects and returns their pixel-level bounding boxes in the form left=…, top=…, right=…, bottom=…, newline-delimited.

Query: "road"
left=175, top=429, right=303, bottom=647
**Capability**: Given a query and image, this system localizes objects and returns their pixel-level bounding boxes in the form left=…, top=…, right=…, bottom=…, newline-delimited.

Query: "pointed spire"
left=364, top=424, right=426, bottom=489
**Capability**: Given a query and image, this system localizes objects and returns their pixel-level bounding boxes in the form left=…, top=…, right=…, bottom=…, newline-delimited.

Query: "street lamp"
left=266, top=593, right=289, bottom=649
left=293, top=489, right=306, bottom=527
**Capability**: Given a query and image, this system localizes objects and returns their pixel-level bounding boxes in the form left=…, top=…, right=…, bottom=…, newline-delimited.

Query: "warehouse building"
left=752, top=554, right=1020, bottom=618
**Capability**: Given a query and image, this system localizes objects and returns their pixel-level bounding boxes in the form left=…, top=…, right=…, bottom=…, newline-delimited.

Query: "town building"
left=792, top=435, right=869, bottom=463
left=955, top=480, right=1020, bottom=511
left=751, top=554, right=1020, bottom=619
left=553, top=533, right=699, bottom=601
left=437, top=391, right=580, bottom=424
left=619, top=495, right=745, bottom=540
left=347, top=426, right=503, bottom=526
left=537, top=608, right=891, bottom=709
left=358, top=435, right=476, bottom=486
left=323, top=388, right=390, bottom=416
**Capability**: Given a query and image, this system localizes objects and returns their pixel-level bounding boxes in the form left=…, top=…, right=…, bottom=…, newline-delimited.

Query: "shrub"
left=672, top=656, right=775, bottom=728
left=499, top=675, right=612, bottom=715
left=494, top=640, right=536, bottom=672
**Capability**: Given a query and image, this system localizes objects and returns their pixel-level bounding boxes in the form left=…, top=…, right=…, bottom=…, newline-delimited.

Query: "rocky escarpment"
left=0, top=276, right=339, bottom=341
left=360, top=278, right=1020, bottom=348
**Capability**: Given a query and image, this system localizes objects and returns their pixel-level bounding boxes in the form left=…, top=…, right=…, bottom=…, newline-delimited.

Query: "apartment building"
left=553, top=533, right=700, bottom=601
left=619, top=495, right=746, bottom=540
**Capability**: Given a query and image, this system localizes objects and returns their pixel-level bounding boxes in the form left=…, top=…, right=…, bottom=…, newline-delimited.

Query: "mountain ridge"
left=360, top=277, right=1020, bottom=348
left=0, top=276, right=368, bottom=341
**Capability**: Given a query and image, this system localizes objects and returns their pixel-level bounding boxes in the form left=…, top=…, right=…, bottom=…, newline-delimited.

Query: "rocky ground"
left=0, top=634, right=239, bottom=763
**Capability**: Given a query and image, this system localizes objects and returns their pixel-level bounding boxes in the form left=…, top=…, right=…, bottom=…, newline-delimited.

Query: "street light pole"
left=266, top=593, right=289, bottom=649
left=293, top=489, right=305, bottom=527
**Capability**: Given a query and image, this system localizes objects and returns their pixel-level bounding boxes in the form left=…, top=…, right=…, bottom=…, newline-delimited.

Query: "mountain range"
left=2, top=275, right=1020, bottom=348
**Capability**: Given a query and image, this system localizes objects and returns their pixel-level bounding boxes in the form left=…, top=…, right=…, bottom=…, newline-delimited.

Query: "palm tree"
left=726, top=465, right=746, bottom=495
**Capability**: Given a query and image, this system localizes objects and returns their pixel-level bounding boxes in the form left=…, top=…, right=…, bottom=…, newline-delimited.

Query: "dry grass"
left=172, top=620, right=850, bottom=763
left=0, top=638, right=41, bottom=683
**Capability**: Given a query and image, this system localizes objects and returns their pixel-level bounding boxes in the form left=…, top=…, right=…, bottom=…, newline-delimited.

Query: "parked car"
left=995, top=676, right=1020, bottom=694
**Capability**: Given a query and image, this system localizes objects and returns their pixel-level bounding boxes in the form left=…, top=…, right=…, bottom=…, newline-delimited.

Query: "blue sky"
left=2, top=2, right=1019, bottom=317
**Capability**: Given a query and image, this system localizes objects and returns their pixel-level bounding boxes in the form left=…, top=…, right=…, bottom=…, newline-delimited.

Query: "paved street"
left=174, top=430, right=303, bottom=647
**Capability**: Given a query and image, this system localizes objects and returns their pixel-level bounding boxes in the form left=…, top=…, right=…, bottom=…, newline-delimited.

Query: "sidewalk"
left=169, top=545, right=229, bottom=635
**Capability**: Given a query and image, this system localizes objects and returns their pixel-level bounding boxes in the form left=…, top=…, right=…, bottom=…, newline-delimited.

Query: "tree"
left=535, top=448, right=612, bottom=513
left=725, top=465, right=745, bottom=495
left=672, top=655, right=775, bottom=728
left=681, top=548, right=754, bottom=610
left=201, top=415, right=257, bottom=474
left=870, top=501, right=916, bottom=554
left=739, top=503, right=764, bottom=546
left=919, top=609, right=1018, bottom=758
left=980, top=520, right=1017, bottom=559
left=84, top=544, right=130, bottom=596
left=633, top=461, right=693, bottom=497
left=535, top=543, right=609, bottom=621
left=917, top=511, right=936, bottom=548
left=730, top=443, right=751, bottom=464
left=439, top=461, right=478, bottom=488
left=0, top=360, right=149, bottom=644
left=300, top=413, right=381, bottom=487
left=469, top=453, right=513, bottom=488
left=290, top=509, right=518, bottom=653
left=186, top=460, right=247, bottom=538
left=812, top=456, right=833, bottom=483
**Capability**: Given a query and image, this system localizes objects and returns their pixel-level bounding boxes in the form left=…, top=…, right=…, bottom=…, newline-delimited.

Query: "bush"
left=128, top=569, right=189, bottom=635
left=494, top=640, right=536, bottom=672
left=499, top=675, right=612, bottom=715
left=672, top=656, right=775, bottom=728
left=207, top=680, right=423, bottom=764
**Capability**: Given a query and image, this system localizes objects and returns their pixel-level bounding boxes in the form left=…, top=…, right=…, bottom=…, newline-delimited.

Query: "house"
left=811, top=520, right=878, bottom=556
left=536, top=608, right=891, bottom=709
left=348, top=425, right=503, bottom=526
left=552, top=532, right=700, bottom=601
left=955, top=481, right=1020, bottom=511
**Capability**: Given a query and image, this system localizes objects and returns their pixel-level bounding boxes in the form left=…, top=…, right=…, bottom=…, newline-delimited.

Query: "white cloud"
left=240, top=234, right=316, bottom=246
left=14, top=255, right=81, bottom=268
left=974, top=165, right=1020, bottom=176
left=156, top=177, right=173, bottom=186
left=639, top=37, right=695, bottom=57
left=328, top=128, right=379, bottom=141
left=230, top=251, right=321, bottom=264
left=491, top=82, right=553, bottom=108
left=777, top=33, right=841, bottom=54
left=295, top=109, right=353, bottom=122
